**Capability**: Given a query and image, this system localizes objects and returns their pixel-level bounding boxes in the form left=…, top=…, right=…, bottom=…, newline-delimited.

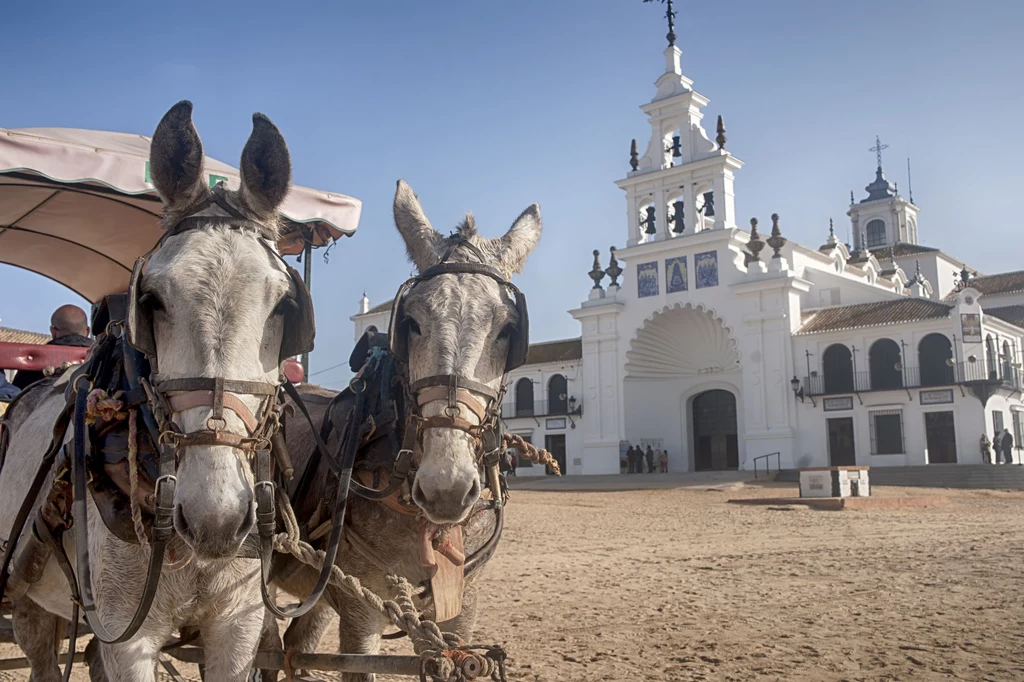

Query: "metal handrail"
left=752, top=452, right=781, bottom=480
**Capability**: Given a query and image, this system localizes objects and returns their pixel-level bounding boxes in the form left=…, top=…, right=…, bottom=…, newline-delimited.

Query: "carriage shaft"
left=167, top=646, right=423, bottom=675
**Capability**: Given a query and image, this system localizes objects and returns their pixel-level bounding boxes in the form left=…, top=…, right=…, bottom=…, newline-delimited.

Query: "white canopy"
left=0, top=127, right=361, bottom=303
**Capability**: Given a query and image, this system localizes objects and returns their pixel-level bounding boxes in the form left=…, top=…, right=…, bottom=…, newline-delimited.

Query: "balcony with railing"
left=804, top=361, right=1024, bottom=396
left=500, top=399, right=569, bottom=420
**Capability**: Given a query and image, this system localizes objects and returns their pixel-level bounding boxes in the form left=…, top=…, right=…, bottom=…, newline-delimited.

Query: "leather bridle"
left=387, top=239, right=527, bottom=506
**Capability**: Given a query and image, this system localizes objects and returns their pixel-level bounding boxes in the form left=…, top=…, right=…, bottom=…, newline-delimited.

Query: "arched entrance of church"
left=692, top=389, right=738, bottom=471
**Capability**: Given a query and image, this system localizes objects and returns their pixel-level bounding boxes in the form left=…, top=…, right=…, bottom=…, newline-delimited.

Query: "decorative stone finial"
left=629, top=139, right=639, bottom=171
left=605, top=246, right=623, bottom=286
left=359, top=291, right=370, bottom=315
left=589, top=249, right=606, bottom=289
left=829, top=218, right=835, bottom=239
left=766, top=213, right=787, bottom=258
left=716, top=115, right=727, bottom=149
left=889, top=245, right=897, bottom=265
left=747, top=218, right=765, bottom=262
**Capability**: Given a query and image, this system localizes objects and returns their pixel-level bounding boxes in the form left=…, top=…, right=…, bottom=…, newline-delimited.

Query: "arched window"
left=822, top=344, right=854, bottom=394
left=918, top=334, right=953, bottom=387
left=515, top=378, right=534, bottom=417
left=869, top=338, right=903, bottom=390
left=1003, top=340, right=1013, bottom=381
left=548, top=374, right=568, bottom=415
left=986, top=335, right=998, bottom=379
left=866, top=219, right=887, bottom=248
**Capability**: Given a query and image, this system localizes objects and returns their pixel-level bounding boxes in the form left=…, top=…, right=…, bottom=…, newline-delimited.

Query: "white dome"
left=626, top=304, right=739, bottom=378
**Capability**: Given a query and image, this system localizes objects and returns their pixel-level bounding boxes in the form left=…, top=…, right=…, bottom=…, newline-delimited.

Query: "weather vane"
left=869, top=135, right=888, bottom=169
left=643, top=0, right=676, bottom=47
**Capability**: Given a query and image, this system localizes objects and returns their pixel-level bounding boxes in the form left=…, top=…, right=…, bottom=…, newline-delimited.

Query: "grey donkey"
left=264, top=180, right=542, bottom=681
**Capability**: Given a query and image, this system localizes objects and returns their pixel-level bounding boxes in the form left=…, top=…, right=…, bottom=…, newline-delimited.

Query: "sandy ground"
left=3, top=481, right=1024, bottom=681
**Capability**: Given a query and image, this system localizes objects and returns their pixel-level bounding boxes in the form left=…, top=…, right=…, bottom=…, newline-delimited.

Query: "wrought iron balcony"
left=500, top=399, right=570, bottom=420
left=803, top=361, right=1023, bottom=397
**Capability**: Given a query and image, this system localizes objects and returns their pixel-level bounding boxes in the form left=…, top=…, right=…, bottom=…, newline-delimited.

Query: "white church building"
left=354, top=40, right=1024, bottom=476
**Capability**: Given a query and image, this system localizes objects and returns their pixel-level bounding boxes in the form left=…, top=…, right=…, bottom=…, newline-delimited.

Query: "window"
left=822, top=344, right=854, bottom=394
left=918, top=334, right=954, bottom=387
left=866, top=219, right=887, bottom=248
left=1014, top=412, right=1023, bottom=453
left=870, top=410, right=905, bottom=454
left=548, top=374, right=568, bottom=415
left=993, top=410, right=1004, bottom=435
left=514, top=378, right=534, bottom=417
left=986, top=335, right=998, bottom=379
left=869, top=338, right=903, bottom=390
left=1002, top=340, right=1013, bottom=381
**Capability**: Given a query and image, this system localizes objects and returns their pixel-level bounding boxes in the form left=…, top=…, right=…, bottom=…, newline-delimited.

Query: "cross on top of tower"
left=869, top=135, right=889, bottom=170
left=643, top=0, right=677, bottom=47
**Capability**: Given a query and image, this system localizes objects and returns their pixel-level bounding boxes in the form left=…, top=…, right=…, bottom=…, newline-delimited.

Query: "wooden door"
left=925, top=411, right=957, bottom=463
left=828, top=417, right=856, bottom=466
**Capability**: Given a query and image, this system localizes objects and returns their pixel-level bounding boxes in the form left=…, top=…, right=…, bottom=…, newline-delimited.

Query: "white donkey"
left=0, top=101, right=304, bottom=682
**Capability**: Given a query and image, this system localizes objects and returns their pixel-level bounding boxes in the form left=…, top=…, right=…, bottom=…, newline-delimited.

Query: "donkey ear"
left=393, top=180, right=442, bottom=272
left=239, top=113, right=292, bottom=218
left=493, top=204, right=542, bottom=277
left=150, top=100, right=207, bottom=212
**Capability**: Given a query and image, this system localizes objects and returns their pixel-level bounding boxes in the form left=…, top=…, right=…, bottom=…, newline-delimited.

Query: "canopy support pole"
left=301, top=240, right=312, bottom=381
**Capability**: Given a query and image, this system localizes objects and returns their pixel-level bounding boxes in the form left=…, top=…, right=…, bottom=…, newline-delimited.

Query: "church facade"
left=353, top=42, right=1024, bottom=475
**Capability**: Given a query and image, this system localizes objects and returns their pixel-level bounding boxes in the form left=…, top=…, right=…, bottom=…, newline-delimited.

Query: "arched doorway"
left=692, top=389, right=738, bottom=471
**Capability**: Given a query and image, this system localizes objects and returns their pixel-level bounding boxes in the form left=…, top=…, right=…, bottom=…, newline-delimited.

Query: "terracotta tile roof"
left=365, top=301, right=393, bottom=315
left=0, top=326, right=49, bottom=345
left=524, top=338, right=582, bottom=365
left=985, top=305, right=1024, bottom=329
left=869, top=243, right=939, bottom=258
left=968, top=270, right=1024, bottom=297
left=795, top=298, right=952, bottom=335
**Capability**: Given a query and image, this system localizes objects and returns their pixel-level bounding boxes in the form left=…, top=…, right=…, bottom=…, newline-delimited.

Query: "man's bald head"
left=50, top=305, right=89, bottom=339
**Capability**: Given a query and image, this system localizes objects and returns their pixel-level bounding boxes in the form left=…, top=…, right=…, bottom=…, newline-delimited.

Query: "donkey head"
left=392, top=180, right=541, bottom=524
left=142, top=101, right=300, bottom=559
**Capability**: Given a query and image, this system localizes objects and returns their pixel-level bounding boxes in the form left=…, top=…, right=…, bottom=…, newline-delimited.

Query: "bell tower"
left=848, top=136, right=919, bottom=252
left=616, top=5, right=742, bottom=247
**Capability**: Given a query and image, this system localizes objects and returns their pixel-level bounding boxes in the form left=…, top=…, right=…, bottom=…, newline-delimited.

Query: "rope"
left=271, top=490, right=479, bottom=680
left=503, top=432, right=560, bottom=475
left=126, top=411, right=148, bottom=547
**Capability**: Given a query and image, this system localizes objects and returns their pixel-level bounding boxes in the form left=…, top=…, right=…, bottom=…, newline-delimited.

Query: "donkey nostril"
left=173, top=505, right=191, bottom=538
left=462, top=478, right=481, bottom=507
left=234, top=504, right=256, bottom=541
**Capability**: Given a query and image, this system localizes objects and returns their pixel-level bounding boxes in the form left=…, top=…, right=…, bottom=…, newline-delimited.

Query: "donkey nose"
left=173, top=498, right=255, bottom=560
left=412, top=472, right=481, bottom=524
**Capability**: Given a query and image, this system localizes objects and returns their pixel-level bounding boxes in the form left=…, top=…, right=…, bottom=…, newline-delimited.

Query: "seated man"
left=12, top=304, right=93, bottom=390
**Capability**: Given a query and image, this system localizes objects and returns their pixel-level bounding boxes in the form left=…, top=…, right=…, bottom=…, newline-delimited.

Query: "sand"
left=3, top=481, right=1023, bottom=681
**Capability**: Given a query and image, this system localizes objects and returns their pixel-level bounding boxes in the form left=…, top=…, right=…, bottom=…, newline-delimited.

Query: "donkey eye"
left=274, top=297, right=299, bottom=317
left=497, top=324, right=515, bottom=340
left=139, top=292, right=164, bottom=312
left=405, top=318, right=421, bottom=336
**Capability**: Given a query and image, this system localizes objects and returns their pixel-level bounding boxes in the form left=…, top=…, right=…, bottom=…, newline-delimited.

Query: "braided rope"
left=504, top=432, right=560, bottom=475
left=126, top=411, right=149, bottom=547
left=272, top=491, right=472, bottom=679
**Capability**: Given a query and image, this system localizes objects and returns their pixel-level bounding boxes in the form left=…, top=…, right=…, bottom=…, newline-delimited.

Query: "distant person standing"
left=12, top=304, right=92, bottom=390
left=645, top=445, right=655, bottom=473
left=658, top=448, right=669, bottom=473
left=980, top=433, right=992, bottom=465
left=1001, top=428, right=1015, bottom=465
left=626, top=445, right=636, bottom=473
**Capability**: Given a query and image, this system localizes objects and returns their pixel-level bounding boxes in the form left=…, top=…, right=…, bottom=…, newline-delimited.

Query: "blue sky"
left=3, top=0, right=1022, bottom=388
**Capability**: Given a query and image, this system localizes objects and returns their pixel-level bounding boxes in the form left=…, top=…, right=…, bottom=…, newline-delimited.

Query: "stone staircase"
left=774, top=464, right=1024, bottom=490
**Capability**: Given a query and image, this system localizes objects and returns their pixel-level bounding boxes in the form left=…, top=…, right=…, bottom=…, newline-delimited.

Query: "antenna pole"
left=907, top=157, right=914, bottom=203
